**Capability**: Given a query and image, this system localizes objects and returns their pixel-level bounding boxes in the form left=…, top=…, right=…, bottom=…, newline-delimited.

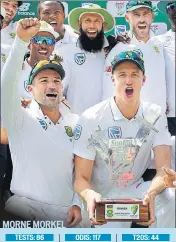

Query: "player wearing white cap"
left=19, top=20, right=59, bottom=99
left=73, top=50, right=175, bottom=228
left=1, top=18, right=83, bottom=227
left=102, top=1, right=167, bottom=115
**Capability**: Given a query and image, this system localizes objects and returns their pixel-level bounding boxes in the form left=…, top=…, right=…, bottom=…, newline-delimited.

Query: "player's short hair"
left=37, top=1, right=65, bottom=15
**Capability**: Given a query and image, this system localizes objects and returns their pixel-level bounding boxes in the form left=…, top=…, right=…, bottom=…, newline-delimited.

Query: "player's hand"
left=83, top=189, right=105, bottom=225
left=162, top=167, right=176, bottom=188
left=17, top=18, right=40, bottom=42
left=136, top=192, right=155, bottom=227
left=21, top=98, right=32, bottom=108
left=66, top=205, right=82, bottom=228
left=116, top=32, right=131, bottom=44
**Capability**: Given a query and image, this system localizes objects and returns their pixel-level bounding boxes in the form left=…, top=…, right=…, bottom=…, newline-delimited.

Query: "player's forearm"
left=1, top=37, right=29, bottom=121
left=74, top=177, right=93, bottom=201
left=0, top=127, right=8, bottom=144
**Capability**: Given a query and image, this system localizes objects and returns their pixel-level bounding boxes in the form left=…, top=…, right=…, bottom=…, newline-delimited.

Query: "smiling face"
left=1, top=1, right=18, bottom=25
left=78, top=13, right=104, bottom=39
left=29, top=31, right=55, bottom=62
left=39, top=1, right=65, bottom=34
left=28, top=69, right=63, bottom=109
left=112, top=61, right=145, bottom=105
left=125, top=8, right=154, bottom=42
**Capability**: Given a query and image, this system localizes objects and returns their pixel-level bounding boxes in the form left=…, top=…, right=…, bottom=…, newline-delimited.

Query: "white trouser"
left=5, top=195, right=91, bottom=228
left=95, top=181, right=175, bottom=228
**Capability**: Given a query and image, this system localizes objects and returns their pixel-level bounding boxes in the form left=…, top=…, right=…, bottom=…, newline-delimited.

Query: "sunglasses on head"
left=31, top=36, right=56, bottom=46
left=128, top=1, right=152, bottom=8
left=167, top=2, right=176, bottom=12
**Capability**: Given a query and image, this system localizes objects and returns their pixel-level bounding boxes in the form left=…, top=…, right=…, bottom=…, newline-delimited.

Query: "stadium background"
left=14, top=1, right=171, bottom=36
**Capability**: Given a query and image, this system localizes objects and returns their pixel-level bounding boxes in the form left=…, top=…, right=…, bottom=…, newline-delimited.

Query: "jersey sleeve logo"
left=24, top=80, right=29, bottom=92
left=74, top=124, right=82, bottom=140
left=164, top=36, right=172, bottom=47
left=108, top=126, right=122, bottom=139
left=74, top=53, right=86, bottom=65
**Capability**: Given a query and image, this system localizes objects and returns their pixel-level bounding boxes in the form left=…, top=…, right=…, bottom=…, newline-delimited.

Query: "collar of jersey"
left=60, top=25, right=71, bottom=44
left=29, top=99, right=70, bottom=121
left=110, top=97, right=143, bottom=121
left=128, top=30, right=154, bottom=44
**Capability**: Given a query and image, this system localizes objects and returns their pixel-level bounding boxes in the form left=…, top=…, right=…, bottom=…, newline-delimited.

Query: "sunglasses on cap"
left=167, top=2, right=176, bottom=12
left=31, top=36, right=56, bottom=46
left=127, top=1, right=152, bottom=8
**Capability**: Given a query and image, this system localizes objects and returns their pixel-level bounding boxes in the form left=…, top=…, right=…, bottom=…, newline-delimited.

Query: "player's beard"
left=79, top=27, right=105, bottom=53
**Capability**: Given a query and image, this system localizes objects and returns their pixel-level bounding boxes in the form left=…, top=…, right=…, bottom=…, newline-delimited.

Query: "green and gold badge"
left=1, top=55, right=6, bottom=63
left=64, top=126, right=74, bottom=137
left=153, top=45, right=160, bottom=54
left=9, top=32, right=16, bottom=39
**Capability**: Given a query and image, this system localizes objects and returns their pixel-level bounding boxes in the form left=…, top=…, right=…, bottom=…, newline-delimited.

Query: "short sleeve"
left=152, top=114, right=171, bottom=148
left=73, top=115, right=96, bottom=161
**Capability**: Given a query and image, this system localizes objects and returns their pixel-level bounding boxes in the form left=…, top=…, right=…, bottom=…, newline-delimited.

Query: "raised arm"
left=1, top=18, right=40, bottom=130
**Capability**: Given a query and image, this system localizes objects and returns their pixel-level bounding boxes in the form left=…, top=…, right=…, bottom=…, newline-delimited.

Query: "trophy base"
left=95, top=199, right=149, bottom=222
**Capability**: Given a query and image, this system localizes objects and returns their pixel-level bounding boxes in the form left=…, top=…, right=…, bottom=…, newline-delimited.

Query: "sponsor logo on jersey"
left=108, top=126, right=122, bottom=139
left=74, top=53, right=86, bottom=65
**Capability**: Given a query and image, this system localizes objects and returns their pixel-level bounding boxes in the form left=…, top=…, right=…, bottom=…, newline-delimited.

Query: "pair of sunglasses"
left=127, top=1, right=152, bottom=8
left=31, top=36, right=56, bottom=46
left=167, top=2, right=176, bottom=12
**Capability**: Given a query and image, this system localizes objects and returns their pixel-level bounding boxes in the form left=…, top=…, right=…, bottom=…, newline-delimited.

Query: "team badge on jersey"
left=9, top=32, right=16, bottom=39
left=153, top=45, right=160, bottom=54
left=38, top=118, right=48, bottom=130
left=74, top=125, right=82, bottom=140
left=74, top=53, right=86, bottom=65
left=64, top=126, right=74, bottom=137
left=1, top=54, right=6, bottom=63
left=164, top=36, right=172, bottom=47
left=108, top=126, right=122, bottom=139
